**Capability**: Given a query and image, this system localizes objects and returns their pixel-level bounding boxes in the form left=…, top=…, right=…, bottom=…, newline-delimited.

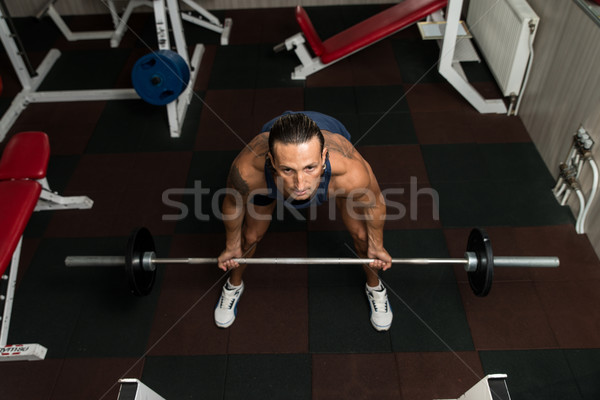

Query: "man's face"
left=270, top=136, right=327, bottom=201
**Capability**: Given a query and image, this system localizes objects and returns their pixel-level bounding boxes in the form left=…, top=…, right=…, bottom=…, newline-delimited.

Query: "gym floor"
left=1, top=4, right=600, bottom=400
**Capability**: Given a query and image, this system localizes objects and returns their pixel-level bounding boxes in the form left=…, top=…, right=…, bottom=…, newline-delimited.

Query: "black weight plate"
left=125, top=227, right=157, bottom=296
left=466, top=228, right=494, bottom=297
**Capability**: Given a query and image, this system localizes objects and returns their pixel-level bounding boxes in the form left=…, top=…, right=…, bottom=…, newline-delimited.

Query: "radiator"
left=467, top=0, right=539, bottom=98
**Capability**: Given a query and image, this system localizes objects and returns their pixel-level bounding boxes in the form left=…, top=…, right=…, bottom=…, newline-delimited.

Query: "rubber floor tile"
left=225, top=354, right=311, bottom=400
left=396, top=352, right=484, bottom=400
left=142, top=355, right=227, bottom=399
left=479, top=350, right=583, bottom=400
left=312, top=353, right=402, bottom=399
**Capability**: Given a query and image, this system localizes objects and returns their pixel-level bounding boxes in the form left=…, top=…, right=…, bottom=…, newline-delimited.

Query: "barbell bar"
left=64, top=227, right=560, bottom=297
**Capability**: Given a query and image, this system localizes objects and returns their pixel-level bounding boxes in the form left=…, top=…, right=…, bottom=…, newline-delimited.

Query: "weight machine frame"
left=0, top=0, right=204, bottom=141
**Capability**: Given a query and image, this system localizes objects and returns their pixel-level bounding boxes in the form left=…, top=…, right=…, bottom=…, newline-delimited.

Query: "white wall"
left=519, top=0, right=600, bottom=256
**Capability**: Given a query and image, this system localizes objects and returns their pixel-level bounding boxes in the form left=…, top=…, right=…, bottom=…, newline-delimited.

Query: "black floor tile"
left=565, top=349, right=600, bottom=400
left=379, top=230, right=473, bottom=351
left=14, top=17, right=61, bottom=52
left=38, top=48, right=132, bottom=91
left=355, top=112, right=418, bottom=145
left=142, top=355, right=228, bottom=400
left=305, top=86, right=357, bottom=115
left=9, top=235, right=168, bottom=358
left=225, top=354, right=312, bottom=400
left=422, top=143, right=575, bottom=227
left=431, top=179, right=574, bottom=227
left=208, top=45, right=260, bottom=89
left=308, top=230, right=367, bottom=286
left=479, top=350, right=584, bottom=400
left=461, top=60, right=497, bottom=83
left=355, top=85, right=410, bottom=113
left=309, top=284, right=393, bottom=353
left=391, top=38, right=445, bottom=84
left=175, top=150, right=238, bottom=234
left=183, top=11, right=227, bottom=46
left=256, top=43, right=304, bottom=88
left=86, top=96, right=202, bottom=153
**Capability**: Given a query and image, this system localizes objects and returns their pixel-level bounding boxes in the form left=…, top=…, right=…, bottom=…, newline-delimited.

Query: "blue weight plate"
left=131, top=50, right=190, bottom=106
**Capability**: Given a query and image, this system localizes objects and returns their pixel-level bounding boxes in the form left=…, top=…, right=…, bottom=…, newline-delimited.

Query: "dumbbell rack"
left=0, top=0, right=203, bottom=141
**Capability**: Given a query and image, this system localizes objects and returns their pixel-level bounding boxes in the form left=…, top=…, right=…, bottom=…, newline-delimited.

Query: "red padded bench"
left=0, top=132, right=51, bottom=360
left=0, top=132, right=49, bottom=278
left=276, top=0, right=448, bottom=79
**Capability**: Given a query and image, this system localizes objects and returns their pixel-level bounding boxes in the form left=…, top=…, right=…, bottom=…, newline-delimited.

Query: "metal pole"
left=64, top=254, right=560, bottom=268
left=153, top=257, right=469, bottom=265
left=494, top=256, right=559, bottom=268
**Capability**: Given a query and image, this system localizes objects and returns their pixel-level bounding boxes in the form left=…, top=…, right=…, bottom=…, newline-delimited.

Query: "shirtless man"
left=215, top=111, right=393, bottom=331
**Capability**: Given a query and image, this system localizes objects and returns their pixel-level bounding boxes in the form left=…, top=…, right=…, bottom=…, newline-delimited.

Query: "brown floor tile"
left=443, top=226, right=593, bottom=284
left=413, top=110, right=532, bottom=145
left=510, top=225, right=600, bottom=282
left=226, top=233, right=309, bottom=354
left=396, top=352, right=484, bottom=400
left=146, top=279, right=231, bottom=356
left=16, top=237, right=41, bottom=287
left=224, top=8, right=298, bottom=45
left=306, top=58, right=355, bottom=87
left=147, top=234, right=230, bottom=355
left=312, top=353, right=402, bottom=400
left=349, top=40, right=404, bottom=86
left=405, top=83, right=475, bottom=113
left=10, top=102, right=106, bottom=154
left=458, top=281, right=559, bottom=350
left=194, top=89, right=257, bottom=151
left=358, top=145, right=429, bottom=185
left=380, top=182, right=442, bottom=230
left=535, top=280, right=600, bottom=348
left=252, top=87, right=305, bottom=132
left=148, top=232, right=308, bottom=355
left=45, top=152, right=192, bottom=237
left=305, top=40, right=403, bottom=87
left=227, top=284, right=309, bottom=354
left=0, top=358, right=63, bottom=400
left=194, top=44, right=217, bottom=92
left=51, top=357, right=145, bottom=400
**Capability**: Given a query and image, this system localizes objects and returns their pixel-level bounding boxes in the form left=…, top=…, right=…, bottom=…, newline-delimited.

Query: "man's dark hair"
left=268, top=113, right=324, bottom=160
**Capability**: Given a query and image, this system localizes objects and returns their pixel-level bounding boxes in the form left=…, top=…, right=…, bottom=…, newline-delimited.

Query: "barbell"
left=64, top=227, right=559, bottom=297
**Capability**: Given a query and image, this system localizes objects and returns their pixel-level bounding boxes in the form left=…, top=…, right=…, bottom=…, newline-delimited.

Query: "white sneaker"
left=365, top=282, right=393, bottom=331
left=214, top=279, right=244, bottom=328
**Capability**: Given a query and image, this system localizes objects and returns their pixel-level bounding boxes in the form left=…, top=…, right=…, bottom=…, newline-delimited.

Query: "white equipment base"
left=0, top=344, right=48, bottom=362
left=0, top=0, right=205, bottom=141
left=40, top=0, right=232, bottom=47
left=435, top=374, right=511, bottom=400
left=118, top=379, right=166, bottom=400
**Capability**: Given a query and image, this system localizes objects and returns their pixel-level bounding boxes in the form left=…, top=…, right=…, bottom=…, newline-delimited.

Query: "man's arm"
left=218, top=135, right=268, bottom=270
left=221, top=163, right=249, bottom=253
left=338, top=157, right=391, bottom=270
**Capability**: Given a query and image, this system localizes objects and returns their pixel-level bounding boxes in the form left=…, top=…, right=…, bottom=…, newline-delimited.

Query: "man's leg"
left=215, top=202, right=275, bottom=328
left=336, top=197, right=392, bottom=331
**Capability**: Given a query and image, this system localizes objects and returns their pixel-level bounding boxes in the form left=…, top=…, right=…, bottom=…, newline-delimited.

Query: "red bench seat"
left=0, top=180, right=41, bottom=275
left=296, top=0, right=448, bottom=64
left=0, top=131, right=50, bottom=180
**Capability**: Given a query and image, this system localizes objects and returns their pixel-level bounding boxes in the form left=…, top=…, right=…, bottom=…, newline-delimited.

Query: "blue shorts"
left=261, top=111, right=351, bottom=141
